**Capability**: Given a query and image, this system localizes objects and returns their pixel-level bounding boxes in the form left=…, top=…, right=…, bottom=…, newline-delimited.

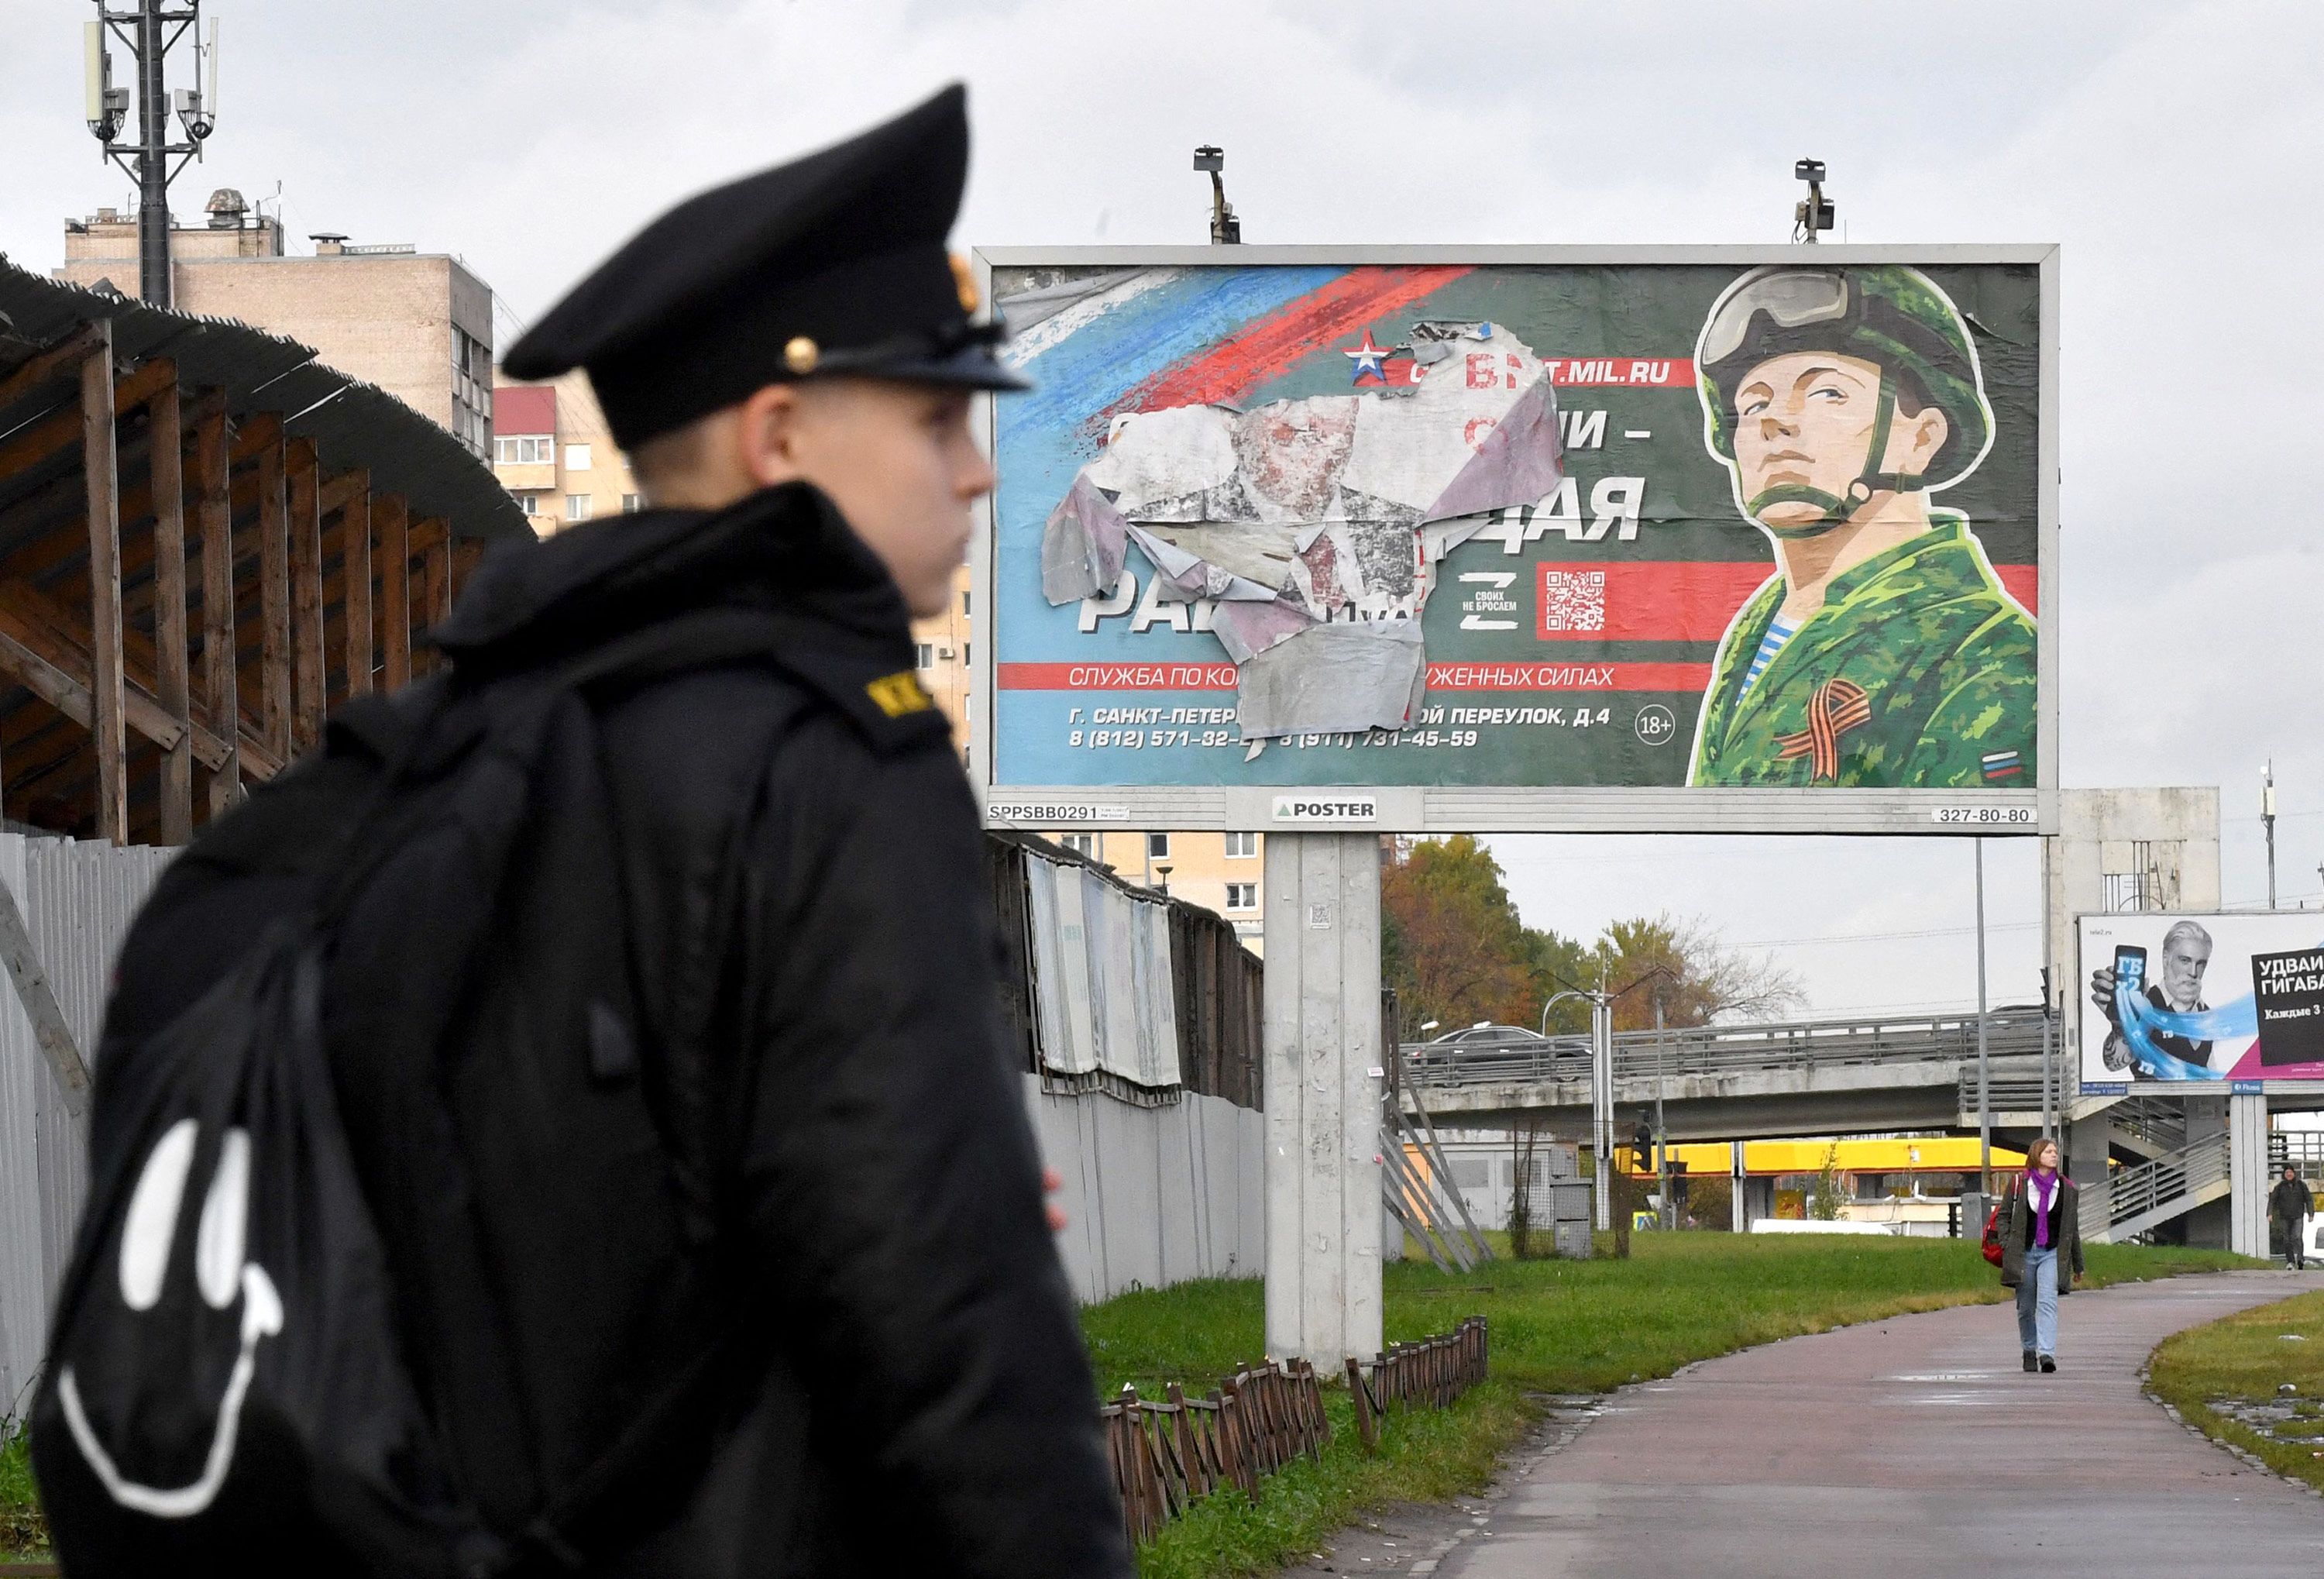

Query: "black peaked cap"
left=502, top=83, right=1023, bottom=449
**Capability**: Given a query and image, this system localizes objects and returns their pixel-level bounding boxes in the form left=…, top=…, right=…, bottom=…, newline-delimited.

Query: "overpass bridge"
left=1397, top=1008, right=2253, bottom=1243
left=1399, top=1008, right=2056, bottom=1141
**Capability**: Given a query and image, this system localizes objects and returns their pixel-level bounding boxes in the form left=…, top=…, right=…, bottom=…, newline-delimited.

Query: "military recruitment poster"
left=975, top=248, right=2054, bottom=833
left=2078, top=913, right=2324, bottom=1089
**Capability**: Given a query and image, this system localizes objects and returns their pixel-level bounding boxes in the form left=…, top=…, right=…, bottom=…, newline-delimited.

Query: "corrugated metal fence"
left=986, top=832, right=1263, bottom=1107
left=0, top=833, right=173, bottom=1423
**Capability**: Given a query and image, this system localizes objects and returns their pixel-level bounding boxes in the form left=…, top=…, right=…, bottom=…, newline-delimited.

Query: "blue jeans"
left=2017, top=1246, right=2058, bottom=1357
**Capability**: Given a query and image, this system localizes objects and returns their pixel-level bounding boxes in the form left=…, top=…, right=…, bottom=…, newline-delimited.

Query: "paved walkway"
left=1444, top=1271, right=2324, bottom=1579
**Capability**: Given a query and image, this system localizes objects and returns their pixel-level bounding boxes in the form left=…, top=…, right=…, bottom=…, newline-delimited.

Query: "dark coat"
left=2271, top=1177, right=2315, bottom=1223
left=1997, top=1175, right=2085, bottom=1293
left=101, top=484, right=1129, bottom=1577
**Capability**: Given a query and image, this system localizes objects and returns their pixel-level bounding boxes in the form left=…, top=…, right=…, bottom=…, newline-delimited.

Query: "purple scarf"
left=2029, top=1169, right=2058, bottom=1249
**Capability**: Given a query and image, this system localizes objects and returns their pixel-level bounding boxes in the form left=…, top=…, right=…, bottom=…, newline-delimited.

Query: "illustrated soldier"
left=1686, top=264, right=2037, bottom=788
left=95, top=87, right=1130, bottom=1576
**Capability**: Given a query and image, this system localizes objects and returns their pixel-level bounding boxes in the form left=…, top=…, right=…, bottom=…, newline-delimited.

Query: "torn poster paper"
left=1040, top=321, right=1563, bottom=738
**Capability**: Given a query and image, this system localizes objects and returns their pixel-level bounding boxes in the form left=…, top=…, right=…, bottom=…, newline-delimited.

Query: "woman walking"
left=2000, top=1137, right=2084, bottom=1372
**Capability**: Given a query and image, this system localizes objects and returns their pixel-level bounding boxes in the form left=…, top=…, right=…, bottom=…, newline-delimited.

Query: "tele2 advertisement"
left=984, top=253, right=2045, bottom=802
left=2079, top=913, right=2324, bottom=1089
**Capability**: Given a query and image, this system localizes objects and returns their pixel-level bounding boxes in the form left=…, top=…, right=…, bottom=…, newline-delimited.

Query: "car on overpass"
left=1407, top=1022, right=1586, bottom=1075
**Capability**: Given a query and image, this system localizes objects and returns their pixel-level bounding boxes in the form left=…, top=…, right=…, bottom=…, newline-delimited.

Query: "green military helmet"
left=1695, top=265, right=1994, bottom=534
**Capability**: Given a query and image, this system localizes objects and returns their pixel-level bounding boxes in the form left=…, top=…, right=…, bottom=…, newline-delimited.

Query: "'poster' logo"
left=1271, top=796, right=1378, bottom=824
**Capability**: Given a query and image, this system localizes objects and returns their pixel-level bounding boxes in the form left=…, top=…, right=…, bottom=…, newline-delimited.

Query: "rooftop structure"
left=57, top=193, right=493, bottom=459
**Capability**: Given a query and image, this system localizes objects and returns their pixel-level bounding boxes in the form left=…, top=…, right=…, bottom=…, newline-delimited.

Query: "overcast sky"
left=2, top=1, right=2316, bottom=1018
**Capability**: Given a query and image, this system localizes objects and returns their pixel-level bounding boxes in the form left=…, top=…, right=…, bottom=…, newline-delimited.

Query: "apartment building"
left=1044, top=829, right=1267, bottom=950
left=489, top=370, right=639, bottom=532
left=57, top=191, right=493, bottom=457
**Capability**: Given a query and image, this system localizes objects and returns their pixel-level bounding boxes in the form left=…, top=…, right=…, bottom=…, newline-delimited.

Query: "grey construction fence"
left=988, top=833, right=1269, bottom=1300
left=0, top=832, right=174, bottom=1422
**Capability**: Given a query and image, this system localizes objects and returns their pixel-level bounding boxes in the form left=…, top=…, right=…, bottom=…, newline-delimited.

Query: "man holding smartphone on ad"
left=2091, top=920, right=2216, bottom=1074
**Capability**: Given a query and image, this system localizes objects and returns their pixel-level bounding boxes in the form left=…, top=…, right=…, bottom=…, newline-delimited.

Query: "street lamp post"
left=1538, top=966, right=1675, bottom=1237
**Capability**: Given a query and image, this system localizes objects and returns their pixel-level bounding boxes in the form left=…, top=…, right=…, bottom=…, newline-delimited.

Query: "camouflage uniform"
left=1687, top=519, right=2037, bottom=787
left=1688, top=263, right=2036, bottom=789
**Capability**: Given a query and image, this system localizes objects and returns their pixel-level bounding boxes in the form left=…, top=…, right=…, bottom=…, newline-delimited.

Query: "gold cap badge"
left=783, top=335, right=819, bottom=375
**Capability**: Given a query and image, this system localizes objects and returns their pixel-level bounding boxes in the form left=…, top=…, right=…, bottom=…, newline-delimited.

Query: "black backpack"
left=32, top=607, right=797, bottom=1577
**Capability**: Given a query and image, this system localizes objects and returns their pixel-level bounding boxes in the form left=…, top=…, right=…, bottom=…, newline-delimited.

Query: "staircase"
left=2095, top=1130, right=2233, bottom=1244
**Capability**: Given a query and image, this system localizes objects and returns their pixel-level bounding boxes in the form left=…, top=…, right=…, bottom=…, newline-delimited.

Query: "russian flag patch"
left=1981, top=750, right=2023, bottom=781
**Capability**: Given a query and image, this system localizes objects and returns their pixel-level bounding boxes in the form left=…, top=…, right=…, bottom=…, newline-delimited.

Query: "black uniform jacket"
left=101, top=483, right=1129, bottom=1577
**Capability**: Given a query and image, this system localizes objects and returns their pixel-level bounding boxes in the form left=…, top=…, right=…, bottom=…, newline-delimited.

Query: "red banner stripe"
left=1532, top=561, right=2040, bottom=642
left=999, top=662, right=1238, bottom=690
left=1109, top=265, right=1475, bottom=418
left=998, top=660, right=1715, bottom=693
left=1425, top=662, right=1712, bottom=692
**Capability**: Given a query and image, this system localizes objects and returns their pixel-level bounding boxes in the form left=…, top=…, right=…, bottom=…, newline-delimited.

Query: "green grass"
left=2147, top=1288, right=2324, bottom=1493
left=1, top=1419, right=43, bottom=1557
left=1084, top=1233, right=2255, bottom=1577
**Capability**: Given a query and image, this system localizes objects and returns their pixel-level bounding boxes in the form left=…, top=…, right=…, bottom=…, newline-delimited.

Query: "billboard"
left=974, top=246, right=2057, bottom=834
left=2078, top=913, right=2324, bottom=1089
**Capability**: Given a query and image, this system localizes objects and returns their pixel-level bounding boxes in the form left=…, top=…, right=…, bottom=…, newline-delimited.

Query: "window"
left=962, top=590, right=971, bottom=615
left=914, top=643, right=934, bottom=669
left=566, top=494, right=592, bottom=521
left=513, top=492, right=538, bottom=515
left=1225, top=882, right=1257, bottom=911
left=1225, top=831, right=1257, bottom=858
left=564, top=443, right=593, bottom=471
left=495, top=435, right=553, bottom=465
left=961, top=642, right=970, bottom=667
left=621, top=493, right=643, bottom=513
left=1146, top=832, right=1170, bottom=859
left=452, top=325, right=493, bottom=459
left=1059, top=833, right=1097, bottom=858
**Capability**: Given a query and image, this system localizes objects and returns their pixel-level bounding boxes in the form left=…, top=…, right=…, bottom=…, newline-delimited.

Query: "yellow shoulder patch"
left=865, top=670, right=935, bottom=718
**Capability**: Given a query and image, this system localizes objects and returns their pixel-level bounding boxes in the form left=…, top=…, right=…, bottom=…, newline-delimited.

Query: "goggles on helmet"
left=1699, top=270, right=1855, bottom=369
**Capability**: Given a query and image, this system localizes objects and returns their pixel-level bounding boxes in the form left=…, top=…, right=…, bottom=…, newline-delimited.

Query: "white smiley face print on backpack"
left=56, top=1118, right=283, bottom=1516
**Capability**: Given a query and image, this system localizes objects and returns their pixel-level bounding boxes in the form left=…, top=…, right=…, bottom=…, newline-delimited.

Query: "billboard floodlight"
left=1194, top=144, right=1240, bottom=244
left=1793, top=157, right=1834, bottom=243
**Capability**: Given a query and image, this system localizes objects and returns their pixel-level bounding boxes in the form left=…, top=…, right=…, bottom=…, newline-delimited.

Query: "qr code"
left=1540, top=569, right=1606, bottom=633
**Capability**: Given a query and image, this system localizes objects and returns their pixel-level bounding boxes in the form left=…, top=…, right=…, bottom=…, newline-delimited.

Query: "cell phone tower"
left=82, top=1, right=222, bottom=308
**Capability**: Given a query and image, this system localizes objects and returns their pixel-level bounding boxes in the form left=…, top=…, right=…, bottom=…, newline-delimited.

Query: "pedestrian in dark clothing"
left=2271, top=1166, right=2315, bottom=1271
left=95, top=84, right=1129, bottom=1577
left=1998, top=1137, right=2083, bottom=1373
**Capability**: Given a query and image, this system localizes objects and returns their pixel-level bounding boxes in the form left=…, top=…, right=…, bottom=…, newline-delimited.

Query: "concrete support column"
left=1731, top=1141, right=1747, bottom=1233
left=2181, top=1097, right=2229, bottom=1249
left=2229, top=1092, right=2269, bottom=1259
left=1263, top=832, right=1383, bottom=1367
left=2066, top=1106, right=2113, bottom=1235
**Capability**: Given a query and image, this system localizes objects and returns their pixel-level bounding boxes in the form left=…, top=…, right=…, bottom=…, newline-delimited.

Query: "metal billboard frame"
left=968, top=244, right=2058, bottom=836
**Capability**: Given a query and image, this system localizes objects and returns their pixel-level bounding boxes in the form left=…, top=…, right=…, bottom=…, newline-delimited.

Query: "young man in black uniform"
left=100, top=85, right=1129, bottom=1576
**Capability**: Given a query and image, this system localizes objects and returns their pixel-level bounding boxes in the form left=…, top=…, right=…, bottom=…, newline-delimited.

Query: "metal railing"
left=2109, top=1096, right=2189, bottom=1154
left=2106, top=1130, right=2232, bottom=1231
left=1404, top=1006, right=2051, bottom=1090
left=1956, top=1067, right=2051, bottom=1116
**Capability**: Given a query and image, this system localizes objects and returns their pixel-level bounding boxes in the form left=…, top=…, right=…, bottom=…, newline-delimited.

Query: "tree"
left=1685, top=1171, right=1734, bottom=1232
left=1380, top=843, right=1803, bottom=1042
left=1590, top=915, right=1803, bottom=1031
left=1508, top=1118, right=1545, bottom=1258
left=1383, top=835, right=1560, bottom=1034
left=1810, top=1141, right=1847, bottom=1220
